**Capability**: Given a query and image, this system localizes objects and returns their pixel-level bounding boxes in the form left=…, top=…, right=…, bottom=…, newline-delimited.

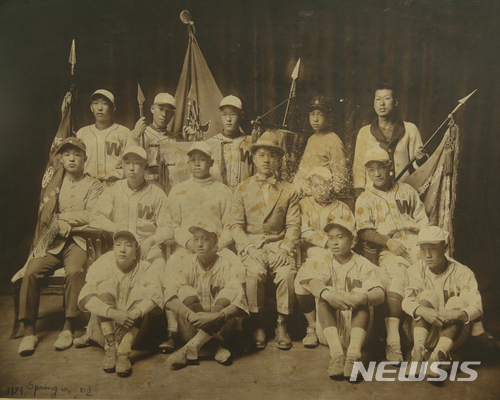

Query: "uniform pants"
left=19, top=241, right=87, bottom=322
left=243, top=244, right=296, bottom=315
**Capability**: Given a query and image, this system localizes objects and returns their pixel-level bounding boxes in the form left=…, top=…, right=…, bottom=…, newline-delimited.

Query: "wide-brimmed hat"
left=250, top=131, right=284, bottom=156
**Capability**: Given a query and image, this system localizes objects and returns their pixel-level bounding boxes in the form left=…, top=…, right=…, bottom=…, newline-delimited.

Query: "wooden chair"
left=10, top=227, right=112, bottom=338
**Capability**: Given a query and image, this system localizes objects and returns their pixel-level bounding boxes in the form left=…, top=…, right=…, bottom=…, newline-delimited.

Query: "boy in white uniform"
left=298, top=212, right=384, bottom=380
left=164, top=222, right=248, bottom=369
left=294, top=167, right=353, bottom=348
left=355, top=146, right=429, bottom=363
left=76, top=89, right=132, bottom=185
left=77, top=230, right=163, bottom=377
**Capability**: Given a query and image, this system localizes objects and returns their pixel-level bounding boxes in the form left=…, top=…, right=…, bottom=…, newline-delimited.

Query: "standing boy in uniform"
left=353, top=85, right=427, bottom=195
left=355, top=146, right=429, bottom=363
left=297, top=213, right=384, bottom=380
left=231, top=131, right=301, bottom=350
left=76, top=90, right=133, bottom=185
left=17, top=138, right=103, bottom=356
left=207, top=95, right=253, bottom=192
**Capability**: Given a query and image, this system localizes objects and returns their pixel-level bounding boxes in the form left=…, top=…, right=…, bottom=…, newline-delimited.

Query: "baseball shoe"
left=116, top=353, right=132, bottom=377
left=405, top=345, right=427, bottom=376
left=426, top=349, right=451, bottom=379
left=54, top=330, right=73, bottom=351
left=73, top=333, right=91, bottom=348
left=275, top=320, right=292, bottom=350
left=18, top=335, right=38, bottom=356
left=327, top=354, right=345, bottom=380
left=302, top=326, right=319, bottom=348
left=386, top=343, right=404, bottom=363
left=253, top=327, right=267, bottom=350
left=344, top=354, right=361, bottom=382
left=101, top=344, right=117, bottom=373
left=168, top=347, right=189, bottom=370
left=469, top=332, right=500, bottom=354
left=159, top=331, right=180, bottom=354
left=214, top=343, right=232, bottom=365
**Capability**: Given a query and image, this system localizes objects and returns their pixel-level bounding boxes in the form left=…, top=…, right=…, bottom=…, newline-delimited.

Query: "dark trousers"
left=19, top=240, right=87, bottom=323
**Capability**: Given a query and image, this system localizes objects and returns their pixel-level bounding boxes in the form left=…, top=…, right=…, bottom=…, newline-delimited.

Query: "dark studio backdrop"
left=0, top=0, right=499, bottom=325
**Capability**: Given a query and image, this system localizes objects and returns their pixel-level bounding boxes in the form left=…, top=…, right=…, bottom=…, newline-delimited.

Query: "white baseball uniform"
left=355, top=182, right=429, bottom=295
left=76, top=123, right=132, bottom=181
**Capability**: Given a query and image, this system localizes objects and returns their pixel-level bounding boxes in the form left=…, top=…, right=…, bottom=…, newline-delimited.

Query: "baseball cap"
left=309, top=96, right=332, bottom=112
left=219, top=95, right=242, bottom=110
left=113, top=229, right=139, bottom=245
left=187, top=141, right=212, bottom=158
left=188, top=221, right=220, bottom=238
left=323, top=210, right=357, bottom=237
left=417, top=226, right=448, bottom=245
left=364, top=146, right=391, bottom=166
left=56, top=137, right=86, bottom=155
left=122, top=146, right=147, bottom=161
left=154, top=93, right=176, bottom=109
left=250, top=131, right=284, bottom=156
left=90, top=89, right=115, bottom=104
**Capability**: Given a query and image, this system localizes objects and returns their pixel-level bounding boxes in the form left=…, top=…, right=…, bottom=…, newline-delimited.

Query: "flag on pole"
left=404, top=123, right=460, bottom=255
left=169, top=26, right=223, bottom=140
left=12, top=91, right=74, bottom=282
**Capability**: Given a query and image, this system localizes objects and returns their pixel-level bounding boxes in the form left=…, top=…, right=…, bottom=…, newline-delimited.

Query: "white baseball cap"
left=417, top=226, right=449, bottom=245
left=123, top=146, right=147, bottom=161
left=364, top=146, right=391, bottom=166
left=187, top=141, right=212, bottom=158
left=219, top=95, right=242, bottom=110
left=90, top=89, right=115, bottom=104
left=323, top=210, right=357, bottom=237
left=113, top=229, right=138, bottom=245
left=154, top=93, right=176, bottom=109
left=188, top=221, right=220, bottom=238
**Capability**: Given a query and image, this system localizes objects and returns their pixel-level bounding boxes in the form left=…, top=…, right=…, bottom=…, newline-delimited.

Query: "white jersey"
left=76, top=123, right=132, bottom=181
left=90, top=179, right=172, bottom=244
left=355, top=182, right=428, bottom=238
left=403, top=256, right=483, bottom=323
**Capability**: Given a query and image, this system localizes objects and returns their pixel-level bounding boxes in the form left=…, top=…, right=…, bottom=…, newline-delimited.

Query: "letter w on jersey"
left=106, top=142, right=124, bottom=157
left=138, top=204, right=154, bottom=220
left=396, top=200, right=411, bottom=215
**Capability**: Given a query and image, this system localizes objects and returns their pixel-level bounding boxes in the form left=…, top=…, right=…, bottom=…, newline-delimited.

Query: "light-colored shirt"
left=76, top=123, right=132, bottom=181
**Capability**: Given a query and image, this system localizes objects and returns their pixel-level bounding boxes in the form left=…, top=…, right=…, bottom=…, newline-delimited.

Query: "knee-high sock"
left=347, top=327, right=366, bottom=358
left=385, top=317, right=401, bottom=346
left=471, top=320, right=485, bottom=337
left=117, top=327, right=139, bottom=354
left=186, top=330, right=213, bottom=352
left=323, top=327, right=343, bottom=357
left=166, top=309, right=178, bottom=333
left=414, top=327, right=428, bottom=348
left=434, top=336, right=454, bottom=354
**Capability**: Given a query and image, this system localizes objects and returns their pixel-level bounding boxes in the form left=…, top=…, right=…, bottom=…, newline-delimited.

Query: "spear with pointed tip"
left=69, top=39, right=76, bottom=76
left=137, top=83, right=146, bottom=148
left=395, top=89, right=478, bottom=181
left=68, top=39, right=77, bottom=133
left=282, top=58, right=301, bottom=127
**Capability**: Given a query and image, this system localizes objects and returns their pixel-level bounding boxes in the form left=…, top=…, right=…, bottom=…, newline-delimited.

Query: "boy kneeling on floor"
left=297, top=211, right=385, bottom=380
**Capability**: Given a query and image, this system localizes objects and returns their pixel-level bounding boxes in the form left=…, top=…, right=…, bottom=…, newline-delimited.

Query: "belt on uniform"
left=390, top=230, right=416, bottom=240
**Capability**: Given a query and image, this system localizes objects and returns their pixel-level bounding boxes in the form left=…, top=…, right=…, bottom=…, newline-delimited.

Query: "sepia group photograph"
left=0, top=0, right=499, bottom=399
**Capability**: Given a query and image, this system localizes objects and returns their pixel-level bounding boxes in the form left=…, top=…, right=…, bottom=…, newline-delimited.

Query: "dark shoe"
left=159, top=331, right=180, bottom=354
left=470, top=332, right=500, bottom=353
left=427, top=349, right=451, bottom=379
left=328, top=354, right=345, bottom=380
left=275, top=321, right=292, bottom=350
left=101, top=345, right=117, bottom=373
left=116, top=353, right=132, bottom=377
left=253, top=328, right=267, bottom=350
